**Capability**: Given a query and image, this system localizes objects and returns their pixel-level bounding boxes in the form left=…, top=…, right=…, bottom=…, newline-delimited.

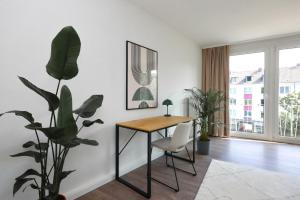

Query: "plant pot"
left=197, top=140, right=210, bottom=155
left=58, top=194, right=66, bottom=200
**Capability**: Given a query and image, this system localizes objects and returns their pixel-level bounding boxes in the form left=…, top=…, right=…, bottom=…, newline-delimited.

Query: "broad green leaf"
left=16, top=169, right=41, bottom=180
left=82, top=119, right=104, bottom=127
left=46, top=26, right=81, bottom=80
left=13, top=178, right=34, bottom=196
left=60, top=170, right=75, bottom=181
left=23, top=141, right=48, bottom=151
left=56, top=86, right=78, bottom=145
left=11, top=151, right=45, bottom=163
left=19, top=77, right=59, bottom=111
left=25, top=122, right=42, bottom=129
left=26, top=124, right=76, bottom=146
left=27, top=126, right=64, bottom=140
left=30, top=184, right=39, bottom=190
left=74, top=95, right=103, bottom=118
left=73, top=138, right=99, bottom=146
left=0, top=110, right=34, bottom=123
left=22, top=141, right=36, bottom=148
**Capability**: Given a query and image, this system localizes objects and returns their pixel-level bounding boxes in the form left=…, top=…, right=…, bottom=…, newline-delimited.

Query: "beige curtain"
left=202, top=45, right=230, bottom=137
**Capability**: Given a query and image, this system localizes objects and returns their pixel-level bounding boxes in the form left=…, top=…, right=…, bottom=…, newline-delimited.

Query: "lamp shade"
left=162, top=99, right=173, bottom=106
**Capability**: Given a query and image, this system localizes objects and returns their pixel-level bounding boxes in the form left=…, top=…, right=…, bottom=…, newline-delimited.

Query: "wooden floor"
left=77, top=137, right=300, bottom=200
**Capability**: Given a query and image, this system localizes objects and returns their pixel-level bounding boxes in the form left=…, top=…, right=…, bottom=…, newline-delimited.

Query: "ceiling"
left=128, top=0, right=300, bottom=47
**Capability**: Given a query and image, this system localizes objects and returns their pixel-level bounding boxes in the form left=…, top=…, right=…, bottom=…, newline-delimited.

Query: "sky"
left=230, top=48, right=300, bottom=72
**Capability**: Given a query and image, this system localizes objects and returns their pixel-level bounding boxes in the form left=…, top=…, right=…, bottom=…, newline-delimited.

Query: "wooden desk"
left=116, top=116, right=193, bottom=132
left=115, top=116, right=196, bottom=198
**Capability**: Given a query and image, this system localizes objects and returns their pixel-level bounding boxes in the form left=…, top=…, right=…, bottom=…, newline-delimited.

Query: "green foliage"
left=46, top=26, right=81, bottom=80
left=16, top=169, right=41, bottom=180
left=186, top=88, right=225, bottom=141
left=0, top=110, right=34, bottom=123
left=279, top=92, right=300, bottom=137
left=1, top=26, right=104, bottom=199
left=13, top=178, right=34, bottom=196
left=59, top=170, right=75, bottom=181
left=10, top=151, right=45, bottom=163
left=56, top=85, right=78, bottom=145
left=19, top=77, right=60, bottom=111
left=74, top=95, right=103, bottom=118
left=82, top=119, right=104, bottom=127
left=23, top=141, right=48, bottom=151
left=73, top=138, right=99, bottom=146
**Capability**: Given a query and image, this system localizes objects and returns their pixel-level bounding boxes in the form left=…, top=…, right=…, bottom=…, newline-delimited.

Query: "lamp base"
left=164, top=114, right=171, bottom=117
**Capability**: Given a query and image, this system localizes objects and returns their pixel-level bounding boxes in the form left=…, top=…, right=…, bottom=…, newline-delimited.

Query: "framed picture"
left=126, top=41, right=158, bottom=110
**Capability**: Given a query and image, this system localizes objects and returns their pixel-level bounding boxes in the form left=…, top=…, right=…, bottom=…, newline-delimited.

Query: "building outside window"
left=244, top=87, right=252, bottom=93
left=230, top=98, right=237, bottom=105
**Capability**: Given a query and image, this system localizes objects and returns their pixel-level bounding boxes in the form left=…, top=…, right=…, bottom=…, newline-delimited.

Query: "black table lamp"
left=162, top=99, right=173, bottom=117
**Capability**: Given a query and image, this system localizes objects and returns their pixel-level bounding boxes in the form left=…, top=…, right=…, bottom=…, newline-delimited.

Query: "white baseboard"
left=65, top=152, right=163, bottom=200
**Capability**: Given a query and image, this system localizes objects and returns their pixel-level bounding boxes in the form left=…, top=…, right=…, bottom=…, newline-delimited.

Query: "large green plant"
left=0, top=26, right=104, bottom=200
left=185, top=88, right=225, bottom=141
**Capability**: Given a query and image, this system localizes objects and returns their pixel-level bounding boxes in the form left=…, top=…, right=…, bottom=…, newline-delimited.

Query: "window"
left=230, top=52, right=264, bottom=135
left=244, top=87, right=252, bottom=93
left=285, top=86, right=290, bottom=93
left=230, top=88, right=237, bottom=95
left=280, top=86, right=285, bottom=94
left=230, top=98, right=236, bottom=105
left=230, top=109, right=236, bottom=117
left=230, top=37, right=300, bottom=142
left=244, top=111, right=252, bottom=116
left=244, top=99, right=252, bottom=105
left=230, top=77, right=238, bottom=83
left=278, top=47, right=300, bottom=138
left=255, top=125, right=263, bottom=133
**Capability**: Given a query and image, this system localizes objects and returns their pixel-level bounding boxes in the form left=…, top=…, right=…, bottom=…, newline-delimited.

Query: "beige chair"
left=151, top=121, right=197, bottom=192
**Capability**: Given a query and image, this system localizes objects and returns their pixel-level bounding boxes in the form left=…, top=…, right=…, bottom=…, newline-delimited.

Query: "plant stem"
left=44, top=80, right=61, bottom=198
left=34, top=129, right=45, bottom=198
left=78, top=125, right=84, bottom=134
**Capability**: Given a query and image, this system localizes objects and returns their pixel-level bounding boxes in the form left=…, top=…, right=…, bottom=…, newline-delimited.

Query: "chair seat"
left=152, top=137, right=184, bottom=152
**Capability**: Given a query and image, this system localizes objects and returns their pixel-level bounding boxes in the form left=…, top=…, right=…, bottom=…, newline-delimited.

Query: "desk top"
left=116, top=116, right=193, bottom=133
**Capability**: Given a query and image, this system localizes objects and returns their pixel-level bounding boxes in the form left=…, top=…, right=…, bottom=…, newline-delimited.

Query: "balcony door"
left=275, top=47, right=300, bottom=143
left=229, top=52, right=267, bottom=139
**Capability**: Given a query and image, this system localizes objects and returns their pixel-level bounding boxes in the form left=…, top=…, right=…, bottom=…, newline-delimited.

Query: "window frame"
left=230, top=35, right=300, bottom=144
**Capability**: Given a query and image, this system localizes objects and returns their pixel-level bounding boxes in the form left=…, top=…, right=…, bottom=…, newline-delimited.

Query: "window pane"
left=278, top=48, right=300, bottom=138
left=229, top=52, right=265, bottom=134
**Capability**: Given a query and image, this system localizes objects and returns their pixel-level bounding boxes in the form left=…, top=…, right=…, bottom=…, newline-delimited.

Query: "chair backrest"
left=169, top=121, right=193, bottom=151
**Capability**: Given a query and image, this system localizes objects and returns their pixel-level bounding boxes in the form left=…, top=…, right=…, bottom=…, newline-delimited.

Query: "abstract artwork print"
left=126, top=41, right=158, bottom=110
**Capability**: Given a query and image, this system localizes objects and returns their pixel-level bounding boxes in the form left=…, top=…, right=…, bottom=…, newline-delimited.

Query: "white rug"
left=195, top=160, right=300, bottom=200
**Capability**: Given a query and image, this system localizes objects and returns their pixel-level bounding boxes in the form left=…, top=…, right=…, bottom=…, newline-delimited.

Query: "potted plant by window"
left=185, top=88, right=225, bottom=155
left=0, top=26, right=104, bottom=200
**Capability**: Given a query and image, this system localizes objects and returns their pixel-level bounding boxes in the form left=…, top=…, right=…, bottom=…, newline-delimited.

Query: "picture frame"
left=126, top=41, right=158, bottom=110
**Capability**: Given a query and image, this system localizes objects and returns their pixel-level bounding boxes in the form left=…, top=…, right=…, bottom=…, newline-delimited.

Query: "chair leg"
left=151, top=152, right=179, bottom=192
left=165, top=152, right=168, bottom=166
left=165, top=147, right=197, bottom=176
left=171, top=153, right=179, bottom=192
left=185, top=147, right=197, bottom=176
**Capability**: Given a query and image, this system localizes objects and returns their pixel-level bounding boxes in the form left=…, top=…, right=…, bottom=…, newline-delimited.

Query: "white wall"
left=0, top=0, right=201, bottom=199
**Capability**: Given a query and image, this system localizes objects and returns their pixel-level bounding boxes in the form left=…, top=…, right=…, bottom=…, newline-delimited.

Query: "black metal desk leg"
left=193, top=120, right=196, bottom=163
left=164, top=128, right=168, bottom=165
left=116, top=125, right=119, bottom=180
left=147, top=132, right=152, bottom=198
